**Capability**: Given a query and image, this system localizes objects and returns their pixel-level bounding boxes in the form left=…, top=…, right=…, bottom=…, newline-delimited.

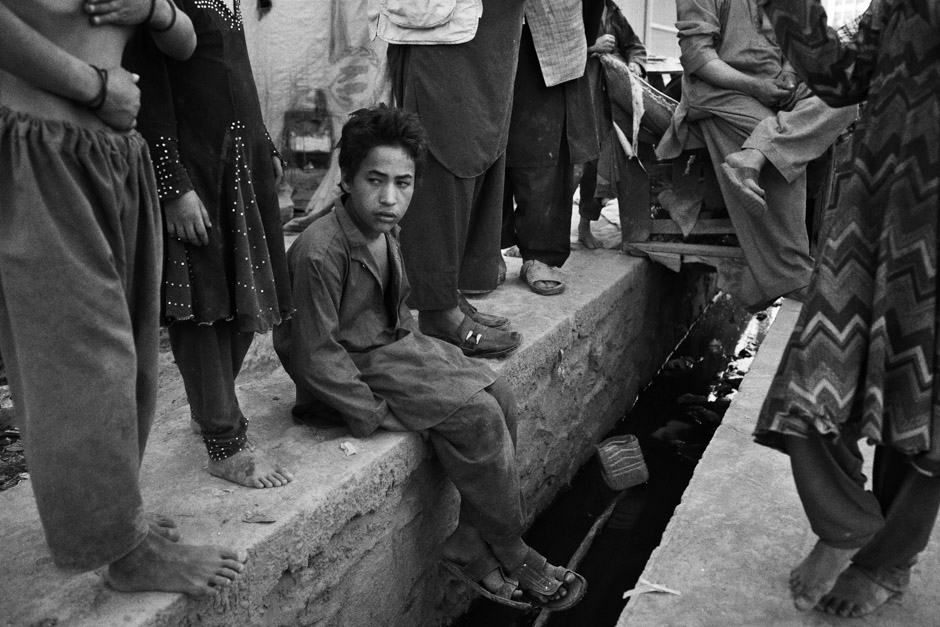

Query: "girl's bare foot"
left=789, top=541, right=858, bottom=611
left=578, top=217, right=602, bottom=250
left=146, top=513, right=181, bottom=543
left=107, top=530, right=247, bottom=596
left=208, top=445, right=294, bottom=488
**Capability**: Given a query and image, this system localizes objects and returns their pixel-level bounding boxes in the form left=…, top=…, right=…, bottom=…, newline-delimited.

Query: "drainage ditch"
left=456, top=294, right=779, bottom=627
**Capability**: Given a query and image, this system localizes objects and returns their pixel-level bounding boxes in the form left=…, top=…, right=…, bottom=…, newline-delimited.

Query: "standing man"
left=386, top=0, right=524, bottom=358
left=502, top=0, right=599, bottom=296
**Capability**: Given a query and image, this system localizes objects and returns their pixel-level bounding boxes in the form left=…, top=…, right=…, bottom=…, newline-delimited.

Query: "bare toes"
left=223, top=548, right=248, bottom=564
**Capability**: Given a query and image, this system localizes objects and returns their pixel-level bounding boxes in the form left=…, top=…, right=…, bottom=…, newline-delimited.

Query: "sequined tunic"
left=127, top=0, right=291, bottom=332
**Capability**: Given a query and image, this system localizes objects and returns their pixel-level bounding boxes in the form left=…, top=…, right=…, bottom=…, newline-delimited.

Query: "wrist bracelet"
left=81, top=65, right=109, bottom=112
left=143, top=0, right=157, bottom=26
left=149, top=0, right=177, bottom=33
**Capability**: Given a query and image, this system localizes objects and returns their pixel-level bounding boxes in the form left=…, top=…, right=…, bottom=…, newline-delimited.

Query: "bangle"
left=81, top=65, right=109, bottom=112
left=149, top=0, right=177, bottom=33
left=143, top=0, right=157, bottom=26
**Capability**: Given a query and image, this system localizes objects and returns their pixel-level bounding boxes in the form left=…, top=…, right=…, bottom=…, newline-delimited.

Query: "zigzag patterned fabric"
left=753, top=0, right=940, bottom=475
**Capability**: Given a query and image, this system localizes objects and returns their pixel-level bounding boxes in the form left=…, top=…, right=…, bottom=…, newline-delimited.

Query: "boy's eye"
left=396, top=181, right=411, bottom=189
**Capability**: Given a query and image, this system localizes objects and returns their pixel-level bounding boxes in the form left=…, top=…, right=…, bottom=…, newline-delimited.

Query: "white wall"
left=241, top=0, right=390, bottom=153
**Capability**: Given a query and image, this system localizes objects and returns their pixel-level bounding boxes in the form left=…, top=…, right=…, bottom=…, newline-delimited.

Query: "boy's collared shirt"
left=274, top=198, right=497, bottom=438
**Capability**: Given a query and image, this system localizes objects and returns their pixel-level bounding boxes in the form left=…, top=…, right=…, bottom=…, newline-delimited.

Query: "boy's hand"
left=164, top=191, right=212, bottom=246
left=95, top=66, right=140, bottom=131
left=83, top=0, right=154, bottom=26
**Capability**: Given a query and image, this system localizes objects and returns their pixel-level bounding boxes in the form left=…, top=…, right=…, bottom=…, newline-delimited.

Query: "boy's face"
left=342, top=145, right=416, bottom=239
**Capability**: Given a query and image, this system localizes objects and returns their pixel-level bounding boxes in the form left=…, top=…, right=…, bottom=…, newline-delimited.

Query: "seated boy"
left=273, top=105, right=587, bottom=610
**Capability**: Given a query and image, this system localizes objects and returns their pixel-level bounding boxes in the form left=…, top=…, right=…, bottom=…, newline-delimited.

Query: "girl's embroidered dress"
left=132, top=0, right=291, bottom=333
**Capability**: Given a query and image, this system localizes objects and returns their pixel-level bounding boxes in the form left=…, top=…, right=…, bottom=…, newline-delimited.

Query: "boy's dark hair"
left=338, top=104, right=429, bottom=181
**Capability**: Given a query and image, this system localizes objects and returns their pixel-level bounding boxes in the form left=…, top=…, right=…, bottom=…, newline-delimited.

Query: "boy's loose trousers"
left=0, top=108, right=161, bottom=570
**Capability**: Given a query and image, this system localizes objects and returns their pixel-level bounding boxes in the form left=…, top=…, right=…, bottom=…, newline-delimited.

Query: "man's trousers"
left=698, top=94, right=856, bottom=307
left=399, top=152, right=506, bottom=310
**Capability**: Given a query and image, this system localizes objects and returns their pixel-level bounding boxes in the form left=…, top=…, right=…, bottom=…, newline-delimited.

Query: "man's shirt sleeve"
left=675, top=0, right=722, bottom=75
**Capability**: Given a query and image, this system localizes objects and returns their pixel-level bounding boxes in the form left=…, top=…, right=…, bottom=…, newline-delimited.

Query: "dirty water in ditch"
left=455, top=293, right=779, bottom=627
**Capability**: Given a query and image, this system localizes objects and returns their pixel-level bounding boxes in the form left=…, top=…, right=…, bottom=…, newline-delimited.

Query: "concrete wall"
left=239, top=260, right=716, bottom=627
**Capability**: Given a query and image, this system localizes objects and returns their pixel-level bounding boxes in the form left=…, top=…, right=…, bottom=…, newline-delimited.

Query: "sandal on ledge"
left=505, top=547, right=587, bottom=612
left=441, top=555, right=533, bottom=611
left=521, top=260, right=566, bottom=296
left=427, top=315, right=522, bottom=359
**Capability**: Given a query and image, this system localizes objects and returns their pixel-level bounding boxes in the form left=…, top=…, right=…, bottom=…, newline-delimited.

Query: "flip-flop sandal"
left=504, top=548, right=588, bottom=612
left=427, top=315, right=522, bottom=358
left=719, top=162, right=768, bottom=215
left=441, top=555, right=533, bottom=611
left=521, top=260, right=566, bottom=296
left=458, top=294, right=510, bottom=330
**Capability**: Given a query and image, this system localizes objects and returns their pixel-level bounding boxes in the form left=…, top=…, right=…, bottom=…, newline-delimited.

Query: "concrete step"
left=617, top=300, right=940, bottom=627
left=0, top=226, right=714, bottom=627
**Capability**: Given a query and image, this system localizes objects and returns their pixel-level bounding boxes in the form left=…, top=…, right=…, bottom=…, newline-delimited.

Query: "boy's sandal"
left=505, top=547, right=588, bottom=612
left=719, top=163, right=768, bottom=215
left=458, top=294, right=510, bottom=330
left=441, top=555, right=533, bottom=611
left=521, top=260, right=566, bottom=296
left=428, top=315, right=522, bottom=358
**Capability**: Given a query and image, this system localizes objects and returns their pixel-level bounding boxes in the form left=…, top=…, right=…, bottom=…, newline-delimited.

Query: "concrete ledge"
left=617, top=299, right=940, bottom=627
left=1, top=240, right=714, bottom=627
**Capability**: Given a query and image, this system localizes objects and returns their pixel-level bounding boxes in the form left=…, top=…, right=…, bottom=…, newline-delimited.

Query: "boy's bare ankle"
left=488, top=538, right=528, bottom=570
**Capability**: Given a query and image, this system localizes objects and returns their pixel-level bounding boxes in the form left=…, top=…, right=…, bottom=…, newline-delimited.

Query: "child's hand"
left=95, top=66, right=140, bottom=132
left=164, top=191, right=212, bottom=246
left=83, top=0, right=155, bottom=26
